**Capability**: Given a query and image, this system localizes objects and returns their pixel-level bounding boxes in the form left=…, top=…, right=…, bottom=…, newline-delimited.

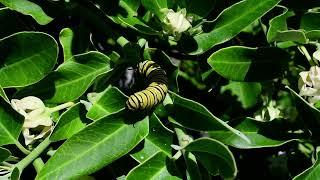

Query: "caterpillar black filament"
left=126, top=60, right=168, bottom=111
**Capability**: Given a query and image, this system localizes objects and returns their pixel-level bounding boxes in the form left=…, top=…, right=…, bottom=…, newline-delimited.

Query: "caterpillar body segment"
left=126, top=60, right=168, bottom=111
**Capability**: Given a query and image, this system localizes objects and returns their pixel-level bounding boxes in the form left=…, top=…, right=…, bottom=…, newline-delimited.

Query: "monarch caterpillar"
left=126, top=60, right=168, bottom=111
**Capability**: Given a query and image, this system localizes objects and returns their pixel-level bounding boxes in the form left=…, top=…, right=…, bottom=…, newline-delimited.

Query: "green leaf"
left=300, top=12, right=320, bottom=41
left=184, top=138, right=237, bottom=179
left=207, top=46, right=289, bottom=81
left=141, top=0, right=167, bottom=19
left=189, top=0, right=281, bottom=54
left=50, top=103, right=88, bottom=142
left=59, top=28, right=74, bottom=61
left=209, top=118, right=297, bottom=149
left=131, top=113, right=173, bottom=163
left=0, top=32, right=58, bottom=88
left=270, top=30, right=307, bottom=44
left=0, top=147, right=11, bottom=162
left=305, top=30, right=320, bottom=41
left=300, top=12, right=320, bottom=31
left=86, top=87, right=127, bottom=120
left=221, top=81, right=261, bottom=109
left=109, top=16, right=160, bottom=35
left=36, top=110, right=149, bottom=179
left=0, top=8, right=30, bottom=39
left=167, top=92, right=250, bottom=143
left=0, top=0, right=53, bottom=25
left=15, top=51, right=111, bottom=103
left=267, top=6, right=307, bottom=43
left=293, top=147, right=320, bottom=180
left=10, top=167, right=20, bottom=180
left=0, top=98, right=24, bottom=146
left=127, top=152, right=180, bottom=180
left=286, top=86, right=320, bottom=125
left=119, top=0, right=140, bottom=16
left=184, top=151, right=202, bottom=180
left=0, top=85, right=9, bottom=103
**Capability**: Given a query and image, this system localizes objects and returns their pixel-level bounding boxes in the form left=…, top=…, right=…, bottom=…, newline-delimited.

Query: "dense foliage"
left=1, top=0, right=320, bottom=179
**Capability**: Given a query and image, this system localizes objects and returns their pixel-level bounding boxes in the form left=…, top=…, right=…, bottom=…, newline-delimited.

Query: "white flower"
left=298, top=66, right=320, bottom=105
left=254, top=101, right=281, bottom=121
left=313, top=49, right=320, bottom=62
left=163, top=9, right=191, bottom=38
left=11, top=96, right=52, bottom=145
left=11, top=96, right=74, bottom=145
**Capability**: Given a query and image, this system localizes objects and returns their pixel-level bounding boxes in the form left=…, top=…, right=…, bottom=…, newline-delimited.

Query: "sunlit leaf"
left=188, top=0, right=281, bottom=54
left=0, top=0, right=53, bottom=25
left=221, top=81, right=261, bottom=109
left=0, top=99, right=24, bottom=146
left=127, top=152, right=181, bottom=180
left=210, top=118, right=298, bottom=149
left=37, top=110, right=149, bottom=179
left=0, top=32, right=58, bottom=88
left=185, top=138, right=237, bottom=179
left=15, top=51, right=111, bottom=103
left=86, top=87, right=127, bottom=120
left=50, top=103, right=88, bottom=142
left=267, top=6, right=307, bottom=43
left=167, top=92, right=250, bottom=143
left=208, top=46, right=290, bottom=81
left=131, top=113, right=173, bottom=163
left=59, top=28, right=74, bottom=61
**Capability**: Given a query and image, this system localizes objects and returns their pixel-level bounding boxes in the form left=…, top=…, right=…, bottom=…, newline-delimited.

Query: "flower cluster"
left=11, top=96, right=73, bottom=145
left=163, top=9, right=191, bottom=39
left=254, top=100, right=281, bottom=121
left=11, top=97, right=53, bottom=145
left=298, top=66, right=320, bottom=105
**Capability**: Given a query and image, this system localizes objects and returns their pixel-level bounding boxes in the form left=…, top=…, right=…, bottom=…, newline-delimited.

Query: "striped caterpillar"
left=126, top=60, right=168, bottom=111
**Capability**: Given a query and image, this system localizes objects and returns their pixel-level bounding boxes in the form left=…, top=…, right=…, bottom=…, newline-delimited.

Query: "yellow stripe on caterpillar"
left=127, top=60, right=168, bottom=111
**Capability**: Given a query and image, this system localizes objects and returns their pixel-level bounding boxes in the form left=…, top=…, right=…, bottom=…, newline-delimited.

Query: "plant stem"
left=116, top=36, right=129, bottom=47
left=48, top=102, right=74, bottom=113
left=32, top=158, right=45, bottom=173
left=299, top=45, right=316, bottom=66
left=15, top=137, right=51, bottom=172
left=7, top=156, right=19, bottom=163
left=172, top=150, right=182, bottom=160
left=0, top=166, right=11, bottom=171
left=1, top=162, right=13, bottom=167
left=14, top=140, right=30, bottom=155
